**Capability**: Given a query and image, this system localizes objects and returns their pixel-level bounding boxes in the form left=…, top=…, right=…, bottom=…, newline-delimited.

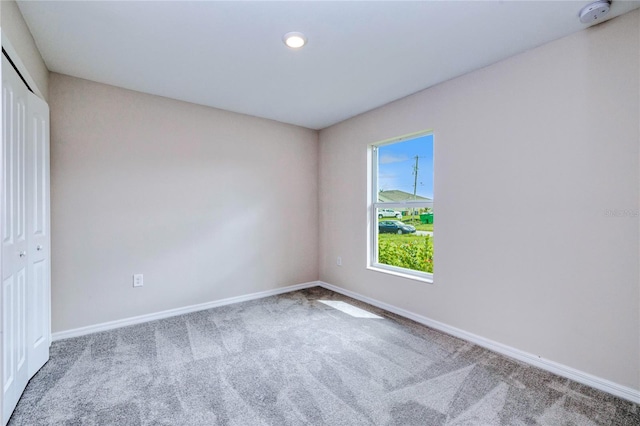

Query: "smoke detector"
left=579, top=1, right=611, bottom=24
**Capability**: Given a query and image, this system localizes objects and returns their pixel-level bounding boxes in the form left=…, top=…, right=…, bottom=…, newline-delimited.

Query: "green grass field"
left=378, top=233, right=428, bottom=244
left=411, top=222, right=434, bottom=232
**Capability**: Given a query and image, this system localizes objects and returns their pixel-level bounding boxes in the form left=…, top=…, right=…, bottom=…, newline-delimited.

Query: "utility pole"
left=412, top=155, right=419, bottom=201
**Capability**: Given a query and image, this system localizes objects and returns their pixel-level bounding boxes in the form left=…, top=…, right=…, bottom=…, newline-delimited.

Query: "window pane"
left=373, top=133, right=434, bottom=276
left=376, top=208, right=433, bottom=274
left=377, top=134, right=434, bottom=203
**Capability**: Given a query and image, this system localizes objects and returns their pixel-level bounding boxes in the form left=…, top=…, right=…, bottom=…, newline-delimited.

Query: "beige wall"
left=0, top=0, right=48, bottom=99
left=319, top=10, right=640, bottom=390
left=49, top=73, right=319, bottom=332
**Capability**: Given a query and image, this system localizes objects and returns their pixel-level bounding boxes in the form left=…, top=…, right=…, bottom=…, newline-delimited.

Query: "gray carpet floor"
left=8, top=287, right=640, bottom=425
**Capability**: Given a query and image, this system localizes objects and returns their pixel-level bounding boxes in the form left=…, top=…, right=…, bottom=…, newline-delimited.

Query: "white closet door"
left=1, top=55, right=29, bottom=424
left=26, top=91, right=50, bottom=377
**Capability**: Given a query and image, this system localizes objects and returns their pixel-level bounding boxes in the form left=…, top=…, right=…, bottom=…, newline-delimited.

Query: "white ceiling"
left=17, top=1, right=640, bottom=130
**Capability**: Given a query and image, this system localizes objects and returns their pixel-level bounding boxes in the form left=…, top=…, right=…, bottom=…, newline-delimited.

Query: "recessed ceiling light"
left=283, top=32, right=307, bottom=49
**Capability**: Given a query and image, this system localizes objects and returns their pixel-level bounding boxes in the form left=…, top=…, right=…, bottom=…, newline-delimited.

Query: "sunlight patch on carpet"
left=318, top=300, right=383, bottom=319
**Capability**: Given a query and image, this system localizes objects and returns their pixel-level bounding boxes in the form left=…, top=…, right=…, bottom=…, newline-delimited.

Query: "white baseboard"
left=51, top=279, right=639, bottom=404
left=52, top=281, right=319, bottom=341
left=316, top=281, right=640, bottom=404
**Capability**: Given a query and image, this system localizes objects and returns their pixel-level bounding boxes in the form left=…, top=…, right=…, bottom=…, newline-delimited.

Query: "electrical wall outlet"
left=337, top=256, right=342, bottom=266
left=133, top=274, right=144, bottom=287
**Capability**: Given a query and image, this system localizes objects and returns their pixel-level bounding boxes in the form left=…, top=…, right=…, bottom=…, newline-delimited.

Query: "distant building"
left=378, top=190, right=432, bottom=203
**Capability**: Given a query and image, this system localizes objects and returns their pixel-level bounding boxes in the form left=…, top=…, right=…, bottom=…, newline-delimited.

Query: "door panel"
left=1, top=54, right=30, bottom=425
left=15, top=99, right=25, bottom=249
left=30, top=260, right=46, bottom=349
left=26, top=91, right=50, bottom=377
left=2, top=87, right=12, bottom=249
left=2, top=276, right=13, bottom=395
left=15, top=269, right=26, bottom=373
left=32, top=116, right=45, bottom=236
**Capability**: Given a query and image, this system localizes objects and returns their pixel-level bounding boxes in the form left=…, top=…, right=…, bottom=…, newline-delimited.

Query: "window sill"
left=367, top=264, right=434, bottom=284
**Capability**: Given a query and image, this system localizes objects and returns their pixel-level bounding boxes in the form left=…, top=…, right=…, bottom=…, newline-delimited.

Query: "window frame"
left=368, top=130, right=434, bottom=283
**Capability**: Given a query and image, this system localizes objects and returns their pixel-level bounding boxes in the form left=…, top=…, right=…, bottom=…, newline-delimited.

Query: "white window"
left=370, top=132, right=434, bottom=282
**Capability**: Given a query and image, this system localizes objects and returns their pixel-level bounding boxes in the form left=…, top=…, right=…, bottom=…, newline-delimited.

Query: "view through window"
left=372, top=133, right=434, bottom=278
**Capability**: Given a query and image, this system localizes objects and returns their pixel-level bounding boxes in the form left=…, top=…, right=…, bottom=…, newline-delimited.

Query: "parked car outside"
left=378, top=221, right=416, bottom=235
left=378, top=208, right=402, bottom=219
